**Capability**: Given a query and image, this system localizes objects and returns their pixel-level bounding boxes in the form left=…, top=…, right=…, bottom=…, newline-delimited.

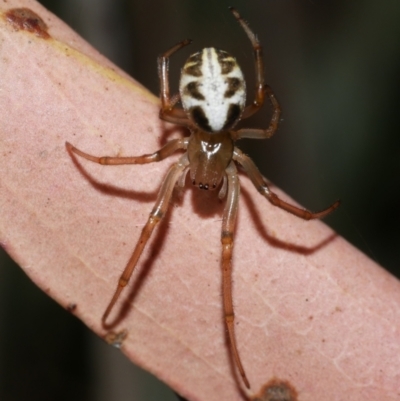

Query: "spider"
left=66, top=7, right=339, bottom=389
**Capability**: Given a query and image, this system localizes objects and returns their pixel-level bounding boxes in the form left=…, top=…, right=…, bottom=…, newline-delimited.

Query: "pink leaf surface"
left=1, top=1, right=400, bottom=400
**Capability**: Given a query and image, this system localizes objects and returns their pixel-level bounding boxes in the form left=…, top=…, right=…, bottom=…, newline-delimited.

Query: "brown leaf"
left=1, top=1, right=400, bottom=400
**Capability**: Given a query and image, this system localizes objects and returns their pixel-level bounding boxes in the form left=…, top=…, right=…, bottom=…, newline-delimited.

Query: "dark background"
left=1, top=0, right=399, bottom=400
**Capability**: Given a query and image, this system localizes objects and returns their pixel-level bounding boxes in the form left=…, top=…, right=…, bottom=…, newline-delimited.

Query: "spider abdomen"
left=179, top=48, right=246, bottom=132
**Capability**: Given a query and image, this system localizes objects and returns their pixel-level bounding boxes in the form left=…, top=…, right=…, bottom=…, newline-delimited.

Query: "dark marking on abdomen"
left=183, top=52, right=203, bottom=77
left=190, top=106, right=212, bottom=132
left=223, top=104, right=241, bottom=130
left=224, top=77, right=242, bottom=98
left=184, top=82, right=205, bottom=100
left=216, top=49, right=235, bottom=74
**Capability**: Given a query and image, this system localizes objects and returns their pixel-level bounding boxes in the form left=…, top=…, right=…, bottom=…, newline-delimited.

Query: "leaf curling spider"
left=66, top=7, right=340, bottom=390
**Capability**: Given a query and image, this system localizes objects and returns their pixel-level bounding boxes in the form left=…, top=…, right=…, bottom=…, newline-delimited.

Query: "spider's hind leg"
left=234, top=148, right=340, bottom=219
left=233, top=86, right=281, bottom=141
left=230, top=7, right=265, bottom=121
left=158, top=40, right=192, bottom=125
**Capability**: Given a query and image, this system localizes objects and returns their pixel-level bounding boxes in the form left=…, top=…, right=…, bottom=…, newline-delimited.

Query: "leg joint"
left=225, top=313, right=234, bottom=324
left=150, top=211, right=163, bottom=222
left=259, top=185, right=271, bottom=197
left=221, top=231, right=233, bottom=245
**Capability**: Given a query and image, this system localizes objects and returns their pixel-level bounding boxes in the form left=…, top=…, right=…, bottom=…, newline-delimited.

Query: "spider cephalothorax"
left=67, top=7, right=339, bottom=390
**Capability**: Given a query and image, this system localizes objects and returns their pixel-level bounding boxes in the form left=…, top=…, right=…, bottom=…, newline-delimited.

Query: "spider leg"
left=221, top=161, right=250, bottom=389
left=232, top=85, right=281, bottom=140
left=158, top=40, right=192, bottom=125
left=230, top=7, right=265, bottom=120
left=66, top=138, right=188, bottom=165
left=102, top=154, right=190, bottom=324
left=234, top=148, right=340, bottom=219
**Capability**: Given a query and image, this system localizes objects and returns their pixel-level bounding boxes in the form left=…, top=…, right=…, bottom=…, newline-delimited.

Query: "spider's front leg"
left=66, top=138, right=188, bottom=165
left=230, top=7, right=265, bottom=120
left=221, top=161, right=251, bottom=389
left=234, top=148, right=340, bottom=219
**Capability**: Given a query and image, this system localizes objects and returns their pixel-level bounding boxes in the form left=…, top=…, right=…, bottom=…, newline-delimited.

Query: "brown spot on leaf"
left=5, top=8, right=50, bottom=39
left=66, top=303, right=77, bottom=313
left=104, top=329, right=128, bottom=348
left=252, top=378, right=298, bottom=401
